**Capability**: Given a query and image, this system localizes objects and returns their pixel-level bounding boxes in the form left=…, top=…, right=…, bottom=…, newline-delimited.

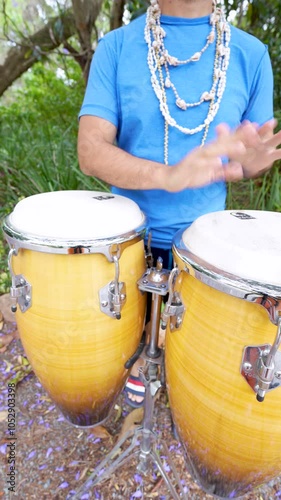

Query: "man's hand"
left=231, top=119, right=281, bottom=179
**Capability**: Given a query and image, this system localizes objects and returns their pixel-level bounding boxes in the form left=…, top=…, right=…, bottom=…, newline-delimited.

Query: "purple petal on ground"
left=93, top=438, right=101, bottom=444
left=75, top=471, right=80, bottom=481
left=94, top=490, right=101, bottom=499
left=0, top=444, right=7, bottom=454
left=131, top=491, right=142, bottom=498
left=59, top=481, right=69, bottom=488
left=134, top=474, right=143, bottom=484
left=81, top=494, right=90, bottom=499
left=27, top=450, right=37, bottom=459
left=70, top=460, right=79, bottom=466
left=39, top=464, right=48, bottom=470
left=46, top=447, right=53, bottom=458
left=35, top=382, right=41, bottom=387
left=49, top=405, right=56, bottom=411
left=55, top=447, right=62, bottom=451
left=57, top=416, right=64, bottom=421
left=56, top=466, right=64, bottom=471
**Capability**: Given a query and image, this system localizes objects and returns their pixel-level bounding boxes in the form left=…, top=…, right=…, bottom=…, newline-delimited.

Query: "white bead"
left=201, top=91, right=212, bottom=101
left=176, top=98, right=187, bottom=110
left=191, top=52, right=201, bottom=62
left=167, top=56, right=179, bottom=66
left=165, top=78, right=171, bottom=88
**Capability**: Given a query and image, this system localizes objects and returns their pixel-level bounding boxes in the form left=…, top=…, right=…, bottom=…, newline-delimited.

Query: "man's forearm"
left=78, top=130, right=168, bottom=190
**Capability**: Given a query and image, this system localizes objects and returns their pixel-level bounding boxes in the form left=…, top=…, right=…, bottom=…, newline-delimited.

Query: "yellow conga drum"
left=3, top=191, right=146, bottom=427
left=165, top=210, right=281, bottom=498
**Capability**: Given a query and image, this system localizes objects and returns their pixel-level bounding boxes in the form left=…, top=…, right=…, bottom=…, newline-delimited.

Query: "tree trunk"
left=71, top=0, right=103, bottom=81
left=110, top=0, right=126, bottom=31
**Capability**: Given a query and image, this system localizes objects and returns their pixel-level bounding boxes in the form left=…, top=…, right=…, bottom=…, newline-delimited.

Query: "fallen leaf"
left=79, top=466, right=89, bottom=481
left=0, top=331, right=19, bottom=353
left=8, top=364, right=33, bottom=386
left=0, top=312, right=3, bottom=331
left=0, top=294, right=16, bottom=323
left=3, top=360, right=14, bottom=373
left=91, top=425, right=112, bottom=440
left=118, top=407, right=144, bottom=442
left=0, top=411, right=8, bottom=423
left=114, top=404, right=122, bottom=423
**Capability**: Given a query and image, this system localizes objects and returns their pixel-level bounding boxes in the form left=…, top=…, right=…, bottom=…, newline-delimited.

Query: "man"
left=78, top=0, right=281, bottom=405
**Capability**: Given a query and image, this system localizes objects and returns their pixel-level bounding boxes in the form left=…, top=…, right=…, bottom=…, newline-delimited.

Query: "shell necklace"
left=144, top=0, right=231, bottom=164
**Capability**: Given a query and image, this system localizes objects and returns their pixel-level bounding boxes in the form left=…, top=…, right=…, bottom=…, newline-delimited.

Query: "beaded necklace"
left=144, top=0, right=231, bottom=164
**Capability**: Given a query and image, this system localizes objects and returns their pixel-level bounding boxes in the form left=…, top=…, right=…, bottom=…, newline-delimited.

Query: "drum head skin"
left=3, top=191, right=146, bottom=253
left=5, top=190, right=145, bottom=239
left=177, top=210, right=281, bottom=287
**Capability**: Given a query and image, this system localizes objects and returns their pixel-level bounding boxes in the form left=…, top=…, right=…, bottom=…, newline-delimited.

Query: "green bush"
left=0, top=59, right=108, bottom=212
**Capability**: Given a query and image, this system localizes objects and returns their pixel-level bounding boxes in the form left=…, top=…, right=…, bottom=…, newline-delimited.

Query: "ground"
left=1, top=294, right=281, bottom=500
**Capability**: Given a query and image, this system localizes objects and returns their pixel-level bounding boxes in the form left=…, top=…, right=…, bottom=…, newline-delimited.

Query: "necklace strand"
left=144, top=0, right=231, bottom=165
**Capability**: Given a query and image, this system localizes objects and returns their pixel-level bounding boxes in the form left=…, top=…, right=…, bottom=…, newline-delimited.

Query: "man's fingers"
left=265, top=128, right=281, bottom=148
left=223, top=161, right=244, bottom=182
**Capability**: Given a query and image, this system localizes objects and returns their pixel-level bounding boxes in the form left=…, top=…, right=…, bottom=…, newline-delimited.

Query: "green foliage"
left=0, top=239, right=10, bottom=294
left=0, top=58, right=108, bottom=211
left=224, top=0, right=281, bottom=110
left=127, top=0, right=149, bottom=19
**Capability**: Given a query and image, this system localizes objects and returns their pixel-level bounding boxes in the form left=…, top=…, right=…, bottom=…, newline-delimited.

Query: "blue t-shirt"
left=79, top=14, right=273, bottom=249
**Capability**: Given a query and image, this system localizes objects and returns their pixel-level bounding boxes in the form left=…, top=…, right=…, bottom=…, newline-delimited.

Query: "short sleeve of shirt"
left=79, top=32, right=120, bottom=127
left=242, top=46, right=273, bottom=124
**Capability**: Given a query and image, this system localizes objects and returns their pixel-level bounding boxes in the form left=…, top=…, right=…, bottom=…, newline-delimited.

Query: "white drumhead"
left=7, top=191, right=145, bottom=239
left=181, top=210, right=281, bottom=285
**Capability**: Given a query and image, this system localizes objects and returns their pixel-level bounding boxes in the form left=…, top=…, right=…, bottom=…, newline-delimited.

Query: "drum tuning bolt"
left=241, top=315, right=281, bottom=402
left=8, top=248, right=32, bottom=313
left=99, top=250, right=126, bottom=320
left=161, top=268, right=185, bottom=331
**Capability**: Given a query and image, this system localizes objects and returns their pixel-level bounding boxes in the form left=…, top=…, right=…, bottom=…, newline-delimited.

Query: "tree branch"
left=0, top=10, right=77, bottom=96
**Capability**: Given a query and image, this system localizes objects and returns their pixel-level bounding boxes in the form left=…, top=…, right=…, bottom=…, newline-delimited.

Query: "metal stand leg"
left=71, top=360, right=186, bottom=500
left=71, top=259, right=186, bottom=499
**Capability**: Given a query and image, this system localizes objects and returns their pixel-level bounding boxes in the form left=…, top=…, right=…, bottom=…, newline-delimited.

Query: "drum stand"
left=72, top=259, right=187, bottom=500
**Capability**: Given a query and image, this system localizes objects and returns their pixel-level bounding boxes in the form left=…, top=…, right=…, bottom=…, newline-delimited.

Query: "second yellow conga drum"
left=166, top=210, right=281, bottom=498
left=3, top=190, right=147, bottom=427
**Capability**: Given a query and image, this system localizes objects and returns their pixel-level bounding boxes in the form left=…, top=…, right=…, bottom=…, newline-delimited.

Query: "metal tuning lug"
left=241, top=315, right=281, bottom=402
left=161, top=267, right=185, bottom=331
left=99, top=250, right=126, bottom=320
left=8, top=248, right=32, bottom=313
